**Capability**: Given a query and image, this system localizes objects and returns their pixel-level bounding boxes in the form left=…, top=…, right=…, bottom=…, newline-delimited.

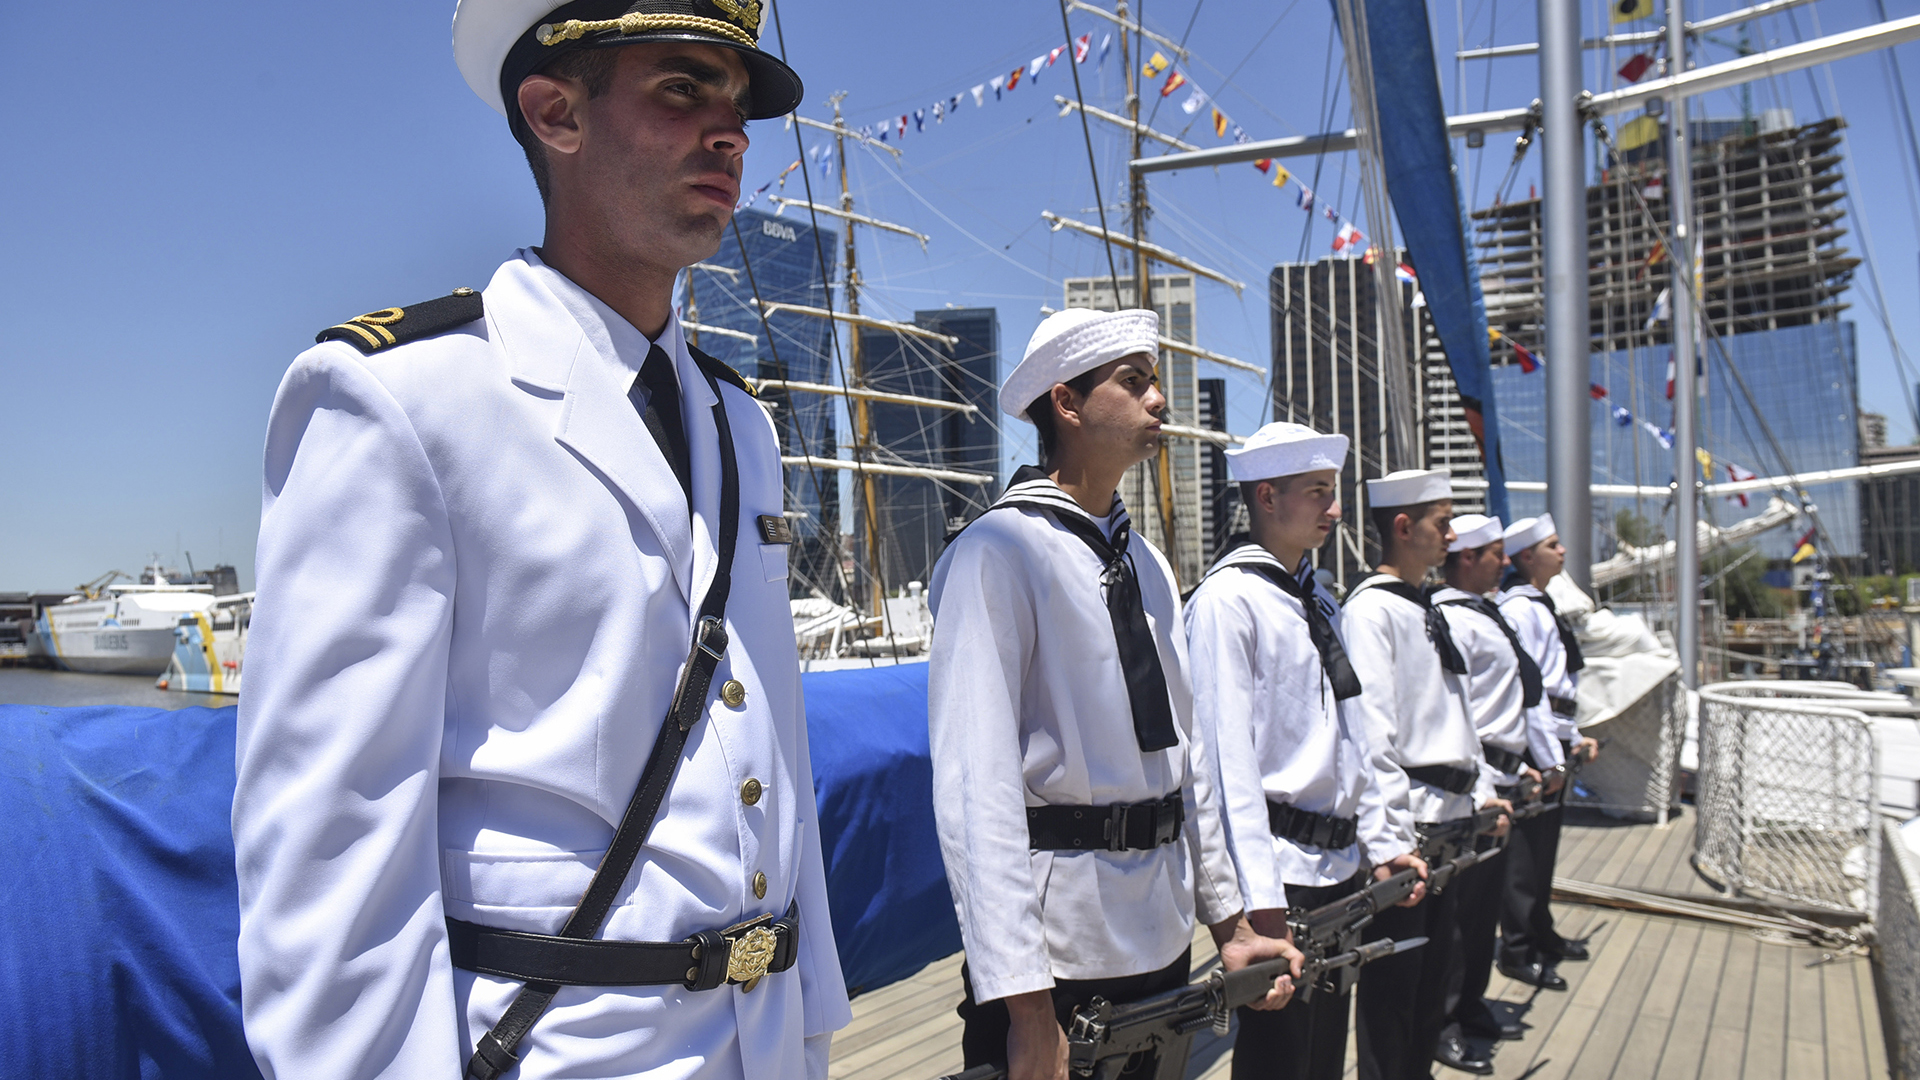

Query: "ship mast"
left=1114, top=0, right=1183, bottom=584
left=830, top=94, right=888, bottom=617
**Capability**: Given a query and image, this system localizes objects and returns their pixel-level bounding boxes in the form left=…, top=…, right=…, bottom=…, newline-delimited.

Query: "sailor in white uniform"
left=929, top=309, right=1300, bottom=1080
left=1431, top=514, right=1546, bottom=1072
left=1341, top=470, right=1507, bottom=1080
left=1184, top=422, right=1381, bottom=1080
left=232, top=4, right=851, bottom=1078
left=1495, top=514, right=1600, bottom=987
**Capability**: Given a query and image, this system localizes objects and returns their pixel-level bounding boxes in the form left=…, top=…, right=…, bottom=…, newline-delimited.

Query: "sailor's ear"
left=1049, top=382, right=1081, bottom=429
left=520, top=73, right=589, bottom=157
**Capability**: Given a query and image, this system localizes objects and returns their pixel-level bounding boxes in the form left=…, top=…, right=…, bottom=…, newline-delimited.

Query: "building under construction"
left=1476, top=115, right=1862, bottom=560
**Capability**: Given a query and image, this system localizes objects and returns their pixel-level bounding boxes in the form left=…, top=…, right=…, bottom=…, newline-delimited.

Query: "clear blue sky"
left=5, top=0, right=1919, bottom=592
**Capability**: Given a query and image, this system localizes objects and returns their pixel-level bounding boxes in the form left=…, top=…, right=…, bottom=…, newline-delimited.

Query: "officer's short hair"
left=1025, top=367, right=1105, bottom=466
left=513, top=48, right=623, bottom=207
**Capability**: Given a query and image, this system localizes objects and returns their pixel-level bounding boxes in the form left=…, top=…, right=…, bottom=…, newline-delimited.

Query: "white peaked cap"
left=1449, top=514, right=1505, bottom=552
left=1001, top=308, right=1159, bottom=420
left=1503, top=512, right=1558, bottom=555
left=1225, top=422, right=1349, bottom=482
left=1364, top=468, right=1450, bottom=508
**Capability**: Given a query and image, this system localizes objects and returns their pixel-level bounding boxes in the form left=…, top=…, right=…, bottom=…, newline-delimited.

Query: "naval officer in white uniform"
left=1340, top=470, right=1507, bottom=1080
left=1431, top=514, right=1544, bottom=1072
left=928, top=309, right=1300, bottom=1080
left=232, top=3, right=850, bottom=1078
left=1494, top=514, right=1598, bottom=988
left=1183, top=422, right=1383, bottom=1080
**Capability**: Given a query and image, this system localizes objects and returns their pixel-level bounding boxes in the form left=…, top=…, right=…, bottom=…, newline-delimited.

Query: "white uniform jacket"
left=233, top=250, right=852, bottom=1080
left=1498, top=583, right=1577, bottom=767
left=1184, top=545, right=1375, bottom=912
left=927, top=481, right=1242, bottom=1004
left=1431, top=587, right=1543, bottom=785
left=1340, top=577, right=1494, bottom=861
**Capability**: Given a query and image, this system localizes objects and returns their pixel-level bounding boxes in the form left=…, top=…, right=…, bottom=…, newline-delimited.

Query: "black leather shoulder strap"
left=465, top=359, right=744, bottom=1080
left=688, top=343, right=757, bottom=398
left=315, top=288, right=484, bottom=354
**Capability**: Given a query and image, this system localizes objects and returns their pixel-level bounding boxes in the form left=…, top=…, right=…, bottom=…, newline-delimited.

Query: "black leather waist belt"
left=1405, top=764, right=1479, bottom=796
left=447, top=902, right=800, bottom=992
left=1267, top=800, right=1358, bottom=850
left=1549, top=695, right=1578, bottom=718
left=1028, top=794, right=1186, bottom=851
left=1481, top=743, right=1529, bottom=776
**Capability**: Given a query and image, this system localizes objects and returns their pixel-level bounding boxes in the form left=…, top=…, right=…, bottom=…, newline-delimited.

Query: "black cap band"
left=499, top=0, right=803, bottom=128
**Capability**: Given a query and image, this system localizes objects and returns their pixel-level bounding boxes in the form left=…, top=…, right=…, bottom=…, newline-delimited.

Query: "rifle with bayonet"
left=1416, top=805, right=1507, bottom=893
left=1285, top=868, right=1420, bottom=1002
left=932, top=935, right=1427, bottom=1080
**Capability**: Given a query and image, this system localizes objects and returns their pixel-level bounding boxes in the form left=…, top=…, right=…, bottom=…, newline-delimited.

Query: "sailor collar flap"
left=1352, top=573, right=1467, bottom=675
left=1212, top=542, right=1360, bottom=700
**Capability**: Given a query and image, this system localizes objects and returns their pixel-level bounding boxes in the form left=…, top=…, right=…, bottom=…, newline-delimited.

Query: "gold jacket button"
left=721, top=680, right=747, bottom=707
left=741, top=777, right=763, bottom=806
left=753, top=871, right=768, bottom=900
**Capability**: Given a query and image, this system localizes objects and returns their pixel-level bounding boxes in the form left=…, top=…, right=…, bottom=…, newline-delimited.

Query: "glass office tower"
left=689, top=208, right=842, bottom=598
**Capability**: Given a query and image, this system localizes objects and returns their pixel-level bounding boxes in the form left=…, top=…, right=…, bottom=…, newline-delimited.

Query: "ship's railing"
left=1695, top=685, right=1881, bottom=918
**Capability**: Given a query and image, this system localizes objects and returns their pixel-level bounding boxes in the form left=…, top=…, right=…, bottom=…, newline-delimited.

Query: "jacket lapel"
left=489, top=253, right=697, bottom=605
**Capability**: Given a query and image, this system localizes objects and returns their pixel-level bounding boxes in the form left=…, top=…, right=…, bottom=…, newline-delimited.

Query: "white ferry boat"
left=31, top=567, right=218, bottom=676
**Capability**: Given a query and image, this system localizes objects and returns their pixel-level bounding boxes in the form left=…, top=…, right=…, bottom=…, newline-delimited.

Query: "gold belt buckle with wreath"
left=721, top=913, right=780, bottom=993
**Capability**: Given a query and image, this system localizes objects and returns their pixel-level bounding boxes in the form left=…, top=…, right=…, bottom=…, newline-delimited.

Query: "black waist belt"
left=1028, top=794, right=1186, bottom=851
left=1267, top=800, right=1358, bottom=850
left=447, top=902, right=799, bottom=992
left=1481, top=743, right=1529, bottom=776
left=1549, top=695, right=1578, bottom=718
left=1405, top=764, right=1479, bottom=796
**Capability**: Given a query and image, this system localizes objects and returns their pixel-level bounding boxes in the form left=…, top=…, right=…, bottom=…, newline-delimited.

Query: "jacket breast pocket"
left=761, top=543, right=790, bottom=581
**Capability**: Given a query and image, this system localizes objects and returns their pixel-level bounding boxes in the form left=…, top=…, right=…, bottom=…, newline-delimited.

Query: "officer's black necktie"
left=629, top=344, right=692, bottom=507
left=1439, top=595, right=1544, bottom=707
left=1363, top=576, right=1468, bottom=675
left=1239, top=556, right=1362, bottom=700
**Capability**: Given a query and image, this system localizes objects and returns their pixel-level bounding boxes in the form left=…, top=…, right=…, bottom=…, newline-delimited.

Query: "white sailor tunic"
left=1184, top=545, right=1380, bottom=911
left=1432, top=586, right=1549, bottom=783
left=1498, top=582, right=1581, bottom=768
left=1339, top=577, right=1494, bottom=859
left=927, top=473, right=1243, bottom=1004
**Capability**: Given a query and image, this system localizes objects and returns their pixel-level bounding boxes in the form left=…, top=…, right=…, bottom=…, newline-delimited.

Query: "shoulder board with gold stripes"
left=316, top=288, right=484, bottom=355
left=689, top=344, right=756, bottom=397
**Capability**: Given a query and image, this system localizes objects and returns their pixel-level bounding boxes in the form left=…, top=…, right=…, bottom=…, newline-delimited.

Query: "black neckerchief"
left=1434, top=591, right=1544, bottom=707
left=1352, top=574, right=1467, bottom=675
left=1499, top=573, right=1587, bottom=674
left=1213, top=543, right=1362, bottom=700
left=978, top=465, right=1179, bottom=753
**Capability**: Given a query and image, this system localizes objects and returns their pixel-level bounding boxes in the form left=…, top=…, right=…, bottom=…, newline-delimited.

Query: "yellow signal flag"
left=1617, top=115, right=1661, bottom=152
left=1212, top=107, right=1229, bottom=138
left=1272, top=164, right=1290, bottom=188
left=1695, top=447, right=1714, bottom=481
left=1612, top=0, right=1653, bottom=23
left=1143, top=52, right=1170, bottom=78
left=1792, top=540, right=1817, bottom=564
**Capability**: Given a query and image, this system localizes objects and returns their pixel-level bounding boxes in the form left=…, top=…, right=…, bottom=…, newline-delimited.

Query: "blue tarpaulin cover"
left=2, top=664, right=957, bottom=1078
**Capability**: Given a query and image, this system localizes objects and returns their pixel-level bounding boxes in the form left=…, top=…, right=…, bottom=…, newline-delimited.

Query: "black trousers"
left=1499, top=760, right=1571, bottom=967
left=1231, top=874, right=1368, bottom=1080
left=1443, top=851, right=1506, bottom=1038
left=959, top=948, right=1192, bottom=1078
left=1355, top=872, right=1458, bottom=1080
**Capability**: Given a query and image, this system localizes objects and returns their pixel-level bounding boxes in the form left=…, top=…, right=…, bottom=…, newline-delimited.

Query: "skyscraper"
left=686, top=208, right=843, bottom=598
left=855, top=308, right=1003, bottom=592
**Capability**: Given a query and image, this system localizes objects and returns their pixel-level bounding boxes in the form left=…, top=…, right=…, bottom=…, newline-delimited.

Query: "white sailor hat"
left=1448, top=513, right=1505, bottom=552
left=1225, top=422, right=1349, bottom=483
left=453, top=0, right=804, bottom=126
left=1000, top=308, right=1159, bottom=421
left=1503, top=513, right=1558, bottom=555
left=1364, top=468, right=1450, bottom=508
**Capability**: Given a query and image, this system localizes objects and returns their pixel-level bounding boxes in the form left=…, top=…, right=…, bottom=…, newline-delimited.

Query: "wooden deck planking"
left=828, top=811, right=1890, bottom=1080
